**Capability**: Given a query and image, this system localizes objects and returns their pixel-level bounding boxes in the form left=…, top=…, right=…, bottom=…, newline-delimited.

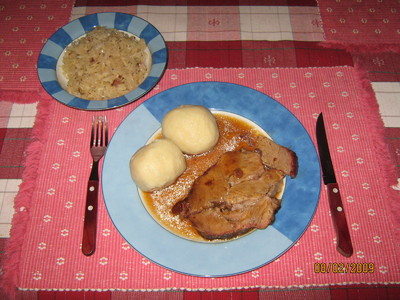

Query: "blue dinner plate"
left=102, top=82, right=321, bottom=277
left=37, top=12, right=167, bottom=110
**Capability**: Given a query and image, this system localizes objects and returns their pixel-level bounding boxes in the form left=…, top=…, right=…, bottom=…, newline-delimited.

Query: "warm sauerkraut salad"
left=61, top=27, right=150, bottom=100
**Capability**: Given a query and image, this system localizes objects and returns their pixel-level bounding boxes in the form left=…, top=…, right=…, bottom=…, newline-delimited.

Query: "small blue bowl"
left=38, top=12, right=168, bottom=110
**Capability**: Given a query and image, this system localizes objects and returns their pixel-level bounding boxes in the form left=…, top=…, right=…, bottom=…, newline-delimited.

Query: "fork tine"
left=97, top=117, right=103, bottom=147
left=95, top=117, right=99, bottom=147
left=90, top=116, right=95, bottom=147
left=90, top=116, right=108, bottom=148
left=104, top=116, right=109, bottom=146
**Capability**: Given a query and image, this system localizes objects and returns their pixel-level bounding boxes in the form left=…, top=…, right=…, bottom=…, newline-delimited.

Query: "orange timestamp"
left=314, top=262, right=375, bottom=274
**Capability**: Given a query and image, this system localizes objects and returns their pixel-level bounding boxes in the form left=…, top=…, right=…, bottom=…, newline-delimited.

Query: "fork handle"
left=82, top=179, right=99, bottom=256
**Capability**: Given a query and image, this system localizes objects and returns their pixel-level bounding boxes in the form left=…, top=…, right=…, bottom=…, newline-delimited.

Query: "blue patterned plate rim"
left=37, top=12, right=168, bottom=111
left=102, top=82, right=321, bottom=277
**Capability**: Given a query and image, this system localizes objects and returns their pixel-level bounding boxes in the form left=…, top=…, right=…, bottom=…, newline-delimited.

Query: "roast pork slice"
left=254, top=135, right=298, bottom=178
left=189, top=195, right=280, bottom=240
left=172, top=150, right=285, bottom=240
left=224, top=168, right=285, bottom=208
left=183, top=150, right=266, bottom=214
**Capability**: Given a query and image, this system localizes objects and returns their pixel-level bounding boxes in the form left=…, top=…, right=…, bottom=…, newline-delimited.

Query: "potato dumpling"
left=161, top=105, right=219, bottom=155
left=130, top=139, right=186, bottom=191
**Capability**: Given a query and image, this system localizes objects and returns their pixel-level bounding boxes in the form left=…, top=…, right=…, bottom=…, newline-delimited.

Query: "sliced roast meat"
left=253, top=135, right=298, bottom=178
left=172, top=149, right=285, bottom=240
left=181, top=150, right=266, bottom=214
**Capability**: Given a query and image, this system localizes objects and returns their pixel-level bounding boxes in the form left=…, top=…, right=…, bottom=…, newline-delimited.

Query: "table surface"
left=1, top=0, right=400, bottom=299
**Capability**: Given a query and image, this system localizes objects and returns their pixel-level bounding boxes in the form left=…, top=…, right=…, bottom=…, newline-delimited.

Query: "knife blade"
left=316, top=113, right=353, bottom=257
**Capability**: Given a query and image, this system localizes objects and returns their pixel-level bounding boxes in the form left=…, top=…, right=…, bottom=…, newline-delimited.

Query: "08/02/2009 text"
left=314, top=262, right=375, bottom=273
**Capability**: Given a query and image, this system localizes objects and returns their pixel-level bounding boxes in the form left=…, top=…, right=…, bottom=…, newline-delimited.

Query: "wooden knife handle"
left=82, top=180, right=99, bottom=256
left=327, top=183, right=353, bottom=257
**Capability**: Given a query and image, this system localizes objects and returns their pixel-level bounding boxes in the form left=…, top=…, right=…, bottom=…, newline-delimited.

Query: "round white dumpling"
left=161, top=105, right=219, bottom=155
left=129, top=139, right=186, bottom=192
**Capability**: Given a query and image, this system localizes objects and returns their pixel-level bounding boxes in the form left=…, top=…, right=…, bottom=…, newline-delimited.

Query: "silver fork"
left=82, top=116, right=109, bottom=256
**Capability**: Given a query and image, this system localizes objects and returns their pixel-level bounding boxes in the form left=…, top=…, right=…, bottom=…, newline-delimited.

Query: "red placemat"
left=2, top=67, right=399, bottom=296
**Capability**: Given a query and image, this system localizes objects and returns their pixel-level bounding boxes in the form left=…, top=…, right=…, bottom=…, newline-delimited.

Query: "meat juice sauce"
left=140, top=112, right=284, bottom=243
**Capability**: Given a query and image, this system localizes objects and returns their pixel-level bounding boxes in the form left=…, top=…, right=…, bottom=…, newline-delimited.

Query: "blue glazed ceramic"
left=38, top=12, right=167, bottom=110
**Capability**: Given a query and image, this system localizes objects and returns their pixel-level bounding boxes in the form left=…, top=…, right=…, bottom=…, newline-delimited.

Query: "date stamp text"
left=314, top=262, right=375, bottom=273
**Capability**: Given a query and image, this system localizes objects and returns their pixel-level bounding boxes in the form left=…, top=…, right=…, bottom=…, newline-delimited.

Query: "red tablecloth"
left=1, top=0, right=399, bottom=299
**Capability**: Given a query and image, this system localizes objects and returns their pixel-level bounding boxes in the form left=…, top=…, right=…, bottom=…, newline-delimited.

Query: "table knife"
left=316, top=113, right=353, bottom=257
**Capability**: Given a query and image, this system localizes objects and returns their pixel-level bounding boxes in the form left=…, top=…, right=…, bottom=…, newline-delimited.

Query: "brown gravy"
left=139, top=112, right=276, bottom=242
